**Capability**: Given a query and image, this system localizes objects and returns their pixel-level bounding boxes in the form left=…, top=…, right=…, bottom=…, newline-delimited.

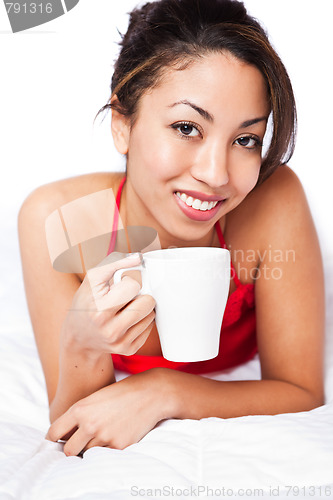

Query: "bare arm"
left=50, top=337, right=116, bottom=423
left=157, top=372, right=322, bottom=421
left=164, top=167, right=325, bottom=419
left=18, top=179, right=155, bottom=423
left=18, top=184, right=115, bottom=419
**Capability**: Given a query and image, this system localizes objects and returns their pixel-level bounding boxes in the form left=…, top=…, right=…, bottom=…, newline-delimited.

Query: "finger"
left=83, top=436, right=128, bottom=452
left=128, top=319, right=155, bottom=353
left=63, top=427, right=94, bottom=457
left=94, top=275, right=141, bottom=312
left=120, top=293, right=156, bottom=318
left=110, top=294, right=156, bottom=334
left=46, top=411, right=78, bottom=443
left=82, top=437, right=107, bottom=453
left=86, top=253, right=142, bottom=289
left=126, top=311, right=155, bottom=344
left=111, top=313, right=155, bottom=355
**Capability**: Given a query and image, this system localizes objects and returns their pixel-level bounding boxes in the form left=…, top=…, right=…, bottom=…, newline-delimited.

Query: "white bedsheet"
left=1, top=221, right=333, bottom=500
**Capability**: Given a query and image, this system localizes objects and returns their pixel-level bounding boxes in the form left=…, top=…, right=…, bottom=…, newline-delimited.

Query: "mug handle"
left=113, top=264, right=151, bottom=295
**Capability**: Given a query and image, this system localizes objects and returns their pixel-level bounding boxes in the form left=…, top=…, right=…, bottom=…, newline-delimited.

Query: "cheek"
left=133, top=131, right=189, bottom=179
left=231, top=157, right=261, bottom=195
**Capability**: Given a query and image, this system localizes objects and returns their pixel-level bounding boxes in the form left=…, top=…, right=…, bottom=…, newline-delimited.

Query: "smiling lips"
left=174, top=190, right=226, bottom=221
left=176, top=191, right=219, bottom=211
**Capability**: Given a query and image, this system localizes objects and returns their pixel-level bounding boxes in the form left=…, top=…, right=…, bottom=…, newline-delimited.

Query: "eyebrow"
left=168, top=100, right=214, bottom=122
left=240, top=117, right=267, bottom=128
left=168, top=99, right=267, bottom=128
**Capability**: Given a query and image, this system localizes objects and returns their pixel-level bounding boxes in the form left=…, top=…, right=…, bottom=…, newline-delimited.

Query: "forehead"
left=137, top=52, right=270, bottom=121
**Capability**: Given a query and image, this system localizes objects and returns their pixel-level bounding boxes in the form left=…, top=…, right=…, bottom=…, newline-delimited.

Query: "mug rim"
left=142, top=247, right=230, bottom=261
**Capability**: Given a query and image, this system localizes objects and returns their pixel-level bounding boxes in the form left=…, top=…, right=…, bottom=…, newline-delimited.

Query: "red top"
left=111, top=177, right=257, bottom=374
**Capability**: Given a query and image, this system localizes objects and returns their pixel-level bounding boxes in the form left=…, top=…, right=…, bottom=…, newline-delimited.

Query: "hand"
left=62, top=253, right=156, bottom=356
left=45, top=369, right=168, bottom=454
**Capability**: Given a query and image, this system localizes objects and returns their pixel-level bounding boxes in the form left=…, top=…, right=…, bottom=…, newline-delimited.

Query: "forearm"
left=161, top=369, right=323, bottom=420
left=50, top=338, right=115, bottom=423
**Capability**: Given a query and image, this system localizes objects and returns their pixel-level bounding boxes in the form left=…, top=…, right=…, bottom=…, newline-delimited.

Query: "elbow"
left=308, top=392, right=325, bottom=411
left=299, top=386, right=325, bottom=412
left=269, top=379, right=325, bottom=414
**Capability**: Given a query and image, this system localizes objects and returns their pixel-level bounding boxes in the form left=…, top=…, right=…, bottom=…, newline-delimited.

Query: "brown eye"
left=171, top=121, right=201, bottom=138
left=179, top=124, right=196, bottom=136
left=235, top=136, right=261, bottom=149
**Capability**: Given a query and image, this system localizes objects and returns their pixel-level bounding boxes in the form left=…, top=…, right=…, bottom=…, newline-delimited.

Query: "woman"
left=18, top=0, right=324, bottom=456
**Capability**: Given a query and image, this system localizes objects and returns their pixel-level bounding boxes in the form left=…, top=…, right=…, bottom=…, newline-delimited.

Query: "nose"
left=190, top=140, right=229, bottom=188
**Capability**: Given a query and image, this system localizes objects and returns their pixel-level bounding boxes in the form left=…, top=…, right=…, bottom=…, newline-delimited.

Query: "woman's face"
left=115, top=52, right=270, bottom=246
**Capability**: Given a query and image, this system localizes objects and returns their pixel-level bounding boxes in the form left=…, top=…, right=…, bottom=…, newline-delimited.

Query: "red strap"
left=116, top=176, right=126, bottom=210
left=108, top=179, right=241, bottom=288
left=214, top=221, right=241, bottom=287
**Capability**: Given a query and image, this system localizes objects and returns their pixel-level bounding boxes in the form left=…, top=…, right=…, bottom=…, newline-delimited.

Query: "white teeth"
left=176, top=192, right=220, bottom=211
left=192, top=199, right=202, bottom=210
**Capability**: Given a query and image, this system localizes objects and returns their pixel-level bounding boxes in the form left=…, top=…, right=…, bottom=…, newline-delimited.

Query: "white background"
left=1, top=0, right=332, bottom=259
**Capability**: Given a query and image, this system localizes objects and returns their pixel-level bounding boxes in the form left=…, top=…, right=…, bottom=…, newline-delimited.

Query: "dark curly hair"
left=97, top=0, right=297, bottom=184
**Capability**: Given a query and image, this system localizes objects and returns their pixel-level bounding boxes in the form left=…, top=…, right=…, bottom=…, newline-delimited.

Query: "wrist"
left=60, top=324, right=104, bottom=363
left=150, top=368, right=180, bottom=420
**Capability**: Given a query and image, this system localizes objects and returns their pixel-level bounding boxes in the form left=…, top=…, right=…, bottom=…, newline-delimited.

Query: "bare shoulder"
left=248, top=166, right=308, bottom=219
left=229, top=166, right=313, bottom=247
left=19, top=171, right=124, bottom=220
left=18, top=171, right=125, bottom=283
left=258, top=163, right=305, bottom=199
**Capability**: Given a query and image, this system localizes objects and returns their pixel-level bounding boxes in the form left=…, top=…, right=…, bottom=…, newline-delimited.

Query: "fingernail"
left=126, top=252, right=143, bottom=263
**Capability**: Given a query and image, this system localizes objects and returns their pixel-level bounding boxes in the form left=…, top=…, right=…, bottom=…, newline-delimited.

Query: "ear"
left=110, top=97, right=130, bottom=155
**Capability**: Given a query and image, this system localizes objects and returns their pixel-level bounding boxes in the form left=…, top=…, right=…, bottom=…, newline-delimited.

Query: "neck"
left=120, top=177, right=224, bottom=250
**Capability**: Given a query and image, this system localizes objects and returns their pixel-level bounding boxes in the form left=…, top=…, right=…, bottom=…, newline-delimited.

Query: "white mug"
left=114, top=247, right=230, bottom=362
